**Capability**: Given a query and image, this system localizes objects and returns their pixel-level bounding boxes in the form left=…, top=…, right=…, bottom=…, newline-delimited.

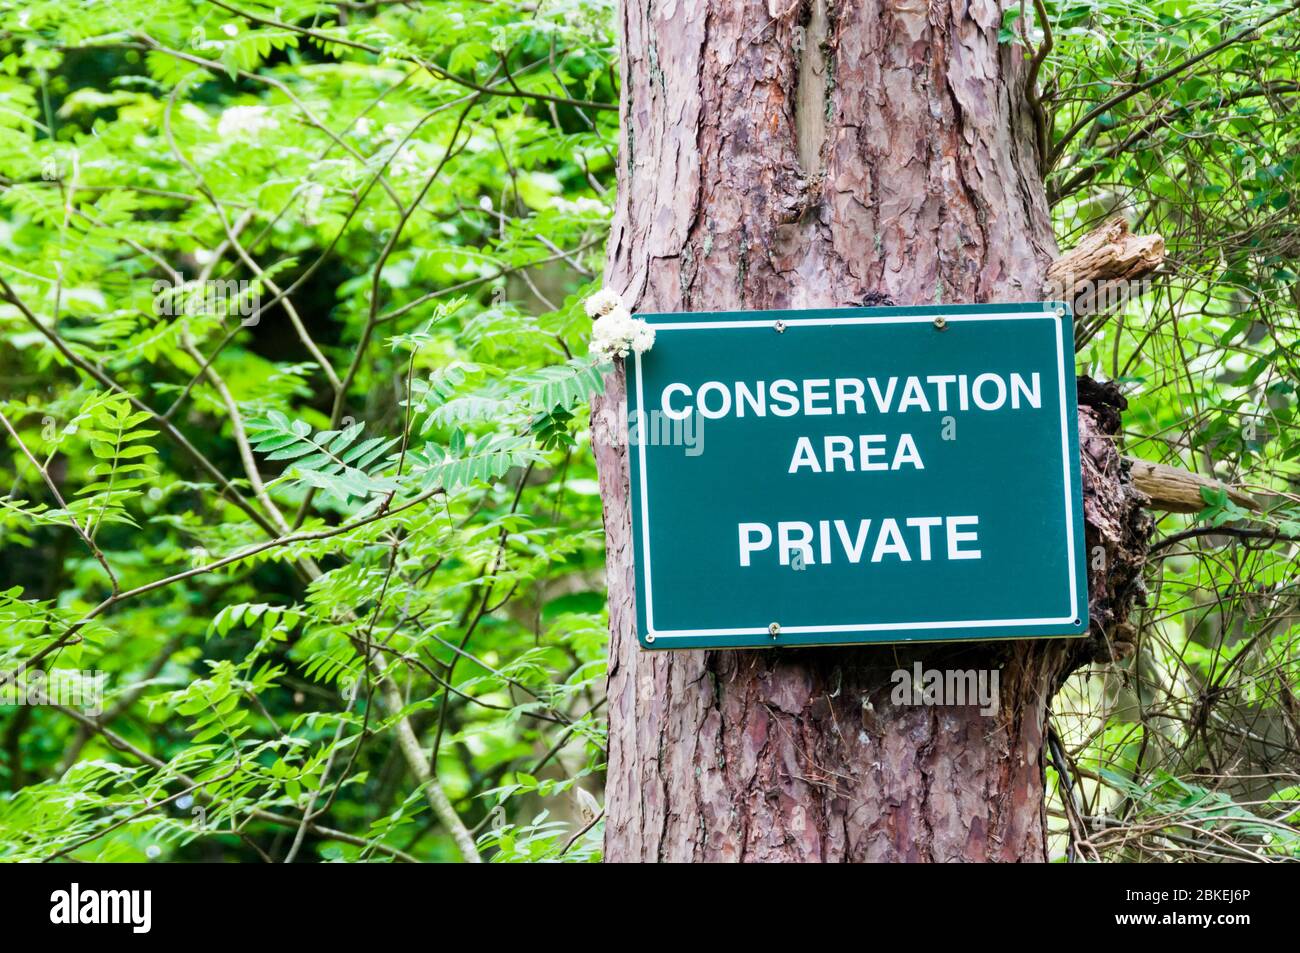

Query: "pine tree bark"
left=593, top=0, right=1151, bottom=862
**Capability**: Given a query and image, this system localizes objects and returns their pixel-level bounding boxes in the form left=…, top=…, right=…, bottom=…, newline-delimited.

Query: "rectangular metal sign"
left=625, top=302, right=1089, bottom=650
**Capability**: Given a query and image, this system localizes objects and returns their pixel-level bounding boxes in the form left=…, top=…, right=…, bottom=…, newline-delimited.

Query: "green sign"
left=625, top=303, right=1088, bottom=650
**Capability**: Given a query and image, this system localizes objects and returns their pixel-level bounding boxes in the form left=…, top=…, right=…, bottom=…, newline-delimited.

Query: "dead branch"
left=1126, top=457, right=1260, bottom=513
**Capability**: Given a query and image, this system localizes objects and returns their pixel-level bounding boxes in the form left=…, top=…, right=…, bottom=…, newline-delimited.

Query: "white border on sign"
left=631, top=309, right=1080, bottom=641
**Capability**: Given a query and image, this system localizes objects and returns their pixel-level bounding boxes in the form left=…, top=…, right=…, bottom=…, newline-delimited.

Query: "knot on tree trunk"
left=1076, top=376, right=1154, bottom=664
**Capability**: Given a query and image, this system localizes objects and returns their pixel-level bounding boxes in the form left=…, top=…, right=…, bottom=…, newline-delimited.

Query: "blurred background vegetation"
left=0, top=0, right=1296, bottom=861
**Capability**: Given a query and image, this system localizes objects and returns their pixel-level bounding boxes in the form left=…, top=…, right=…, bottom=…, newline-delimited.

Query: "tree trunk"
left=593, top=0, right=1151, bottom=862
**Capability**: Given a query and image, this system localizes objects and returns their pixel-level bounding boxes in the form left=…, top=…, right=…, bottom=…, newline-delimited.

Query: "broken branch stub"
left=1046, top=216, right=1165, bottom=321
left=1125, top=457, right=1260, bottom=514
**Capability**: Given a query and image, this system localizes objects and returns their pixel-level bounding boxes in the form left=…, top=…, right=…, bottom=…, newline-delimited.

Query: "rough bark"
left=594, top=0, right=1151, bottom=862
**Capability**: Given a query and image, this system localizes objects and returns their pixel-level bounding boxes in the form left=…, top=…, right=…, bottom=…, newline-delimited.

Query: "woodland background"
left=0, top=0, right=1297, bottom=862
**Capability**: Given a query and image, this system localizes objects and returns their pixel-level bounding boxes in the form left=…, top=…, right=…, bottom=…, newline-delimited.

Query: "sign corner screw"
left=933, top=315, right=947, bottom=330
left=1054, top=304, right=1067, bottom=317
left=768, top=622, right=781, bottom=639
left=645, top=633, right=656, bottom=644
left=773, top=320, right=786, bottom=334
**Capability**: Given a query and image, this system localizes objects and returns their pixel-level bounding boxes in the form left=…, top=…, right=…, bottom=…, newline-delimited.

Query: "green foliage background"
left=0, top=0, right=1296, bottom=862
